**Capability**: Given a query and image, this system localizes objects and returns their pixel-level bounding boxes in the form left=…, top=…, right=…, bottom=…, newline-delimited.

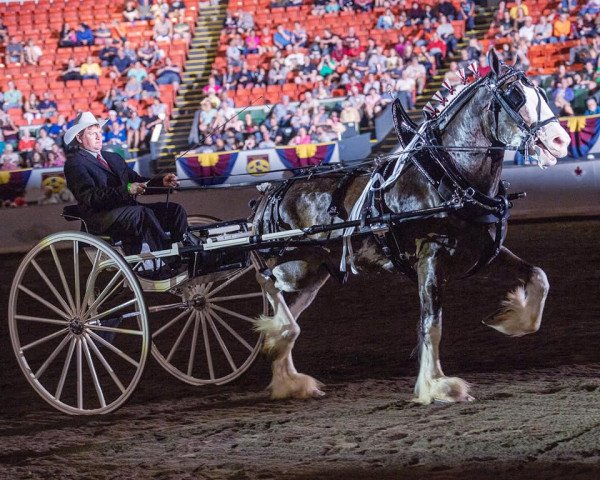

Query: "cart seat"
left=62, top=204, right=127, bottom=247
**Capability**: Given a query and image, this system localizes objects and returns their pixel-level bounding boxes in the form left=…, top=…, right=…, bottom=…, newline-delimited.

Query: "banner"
left=177, top=151, right=239, bottom=186
left=0, top=169, right=32, bottom=202
left=562, top=116, right=600, bottom=158
left=275, top=143, right=336, bottom=169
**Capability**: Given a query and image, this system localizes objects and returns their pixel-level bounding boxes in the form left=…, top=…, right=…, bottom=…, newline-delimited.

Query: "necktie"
left=97, top=154, right=110, bottom=170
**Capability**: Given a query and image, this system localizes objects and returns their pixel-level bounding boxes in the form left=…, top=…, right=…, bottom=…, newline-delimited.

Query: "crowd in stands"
left=0, top=0, right=193, bottom=170
left=486, top=0, right=600, bottom=117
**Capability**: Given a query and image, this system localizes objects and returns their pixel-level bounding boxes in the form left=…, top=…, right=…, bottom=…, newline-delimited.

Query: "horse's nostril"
left=552, top=136, right=564, bottom=147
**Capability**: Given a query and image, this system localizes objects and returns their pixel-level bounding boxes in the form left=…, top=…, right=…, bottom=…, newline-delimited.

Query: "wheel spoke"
left=80, top=249, right=102, bottom=317
left=206, top=265, right=253, bottom=298
left=31, top=259, right=73, bottom=316
left=209, top=292, right=263, bottom=303
left=35, top=334, right=72, bottom=379
left=55, top=337, right=77, bottom=401
left=88, top=331, right=140, bottom=368
left=15, top=314, right=68, bottom=326
left=82, top=336, right=106, bottom=408
left=200, top=312, right=215, bottom=380
left=166, top=311, right=195, bottom=363
left=210, top=303, right=257, bottom=324
left=22, top=328, right=69, bottom=352
left=86, top=324, right=144, bottom=336
left=84, top=334, right=126, bottom=394
left=17, top=286, right=70, bottom=321
left=85, top=299, right=137, bottom=324
left=76, top=338, right=83, bottom=410
left=73, top=241, right=81, bottom=314
left=82, top=270, right=125, bottom=320
left=206, top=312, right=237, bottom=372
left=50, top=244, right=76, bottom=313
left=187, top=312, right=200, bottom=376
left=208, top=309, right=254, bottom=352
left=152, top=309, right=189, bottom=338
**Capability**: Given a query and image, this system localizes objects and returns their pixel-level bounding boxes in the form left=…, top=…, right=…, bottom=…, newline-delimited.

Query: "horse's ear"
left=487, top=49, right=501, bottom=77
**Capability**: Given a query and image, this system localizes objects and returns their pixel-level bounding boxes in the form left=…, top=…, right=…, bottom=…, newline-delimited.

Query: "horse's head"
left=486, top=49, right=570, bottom=167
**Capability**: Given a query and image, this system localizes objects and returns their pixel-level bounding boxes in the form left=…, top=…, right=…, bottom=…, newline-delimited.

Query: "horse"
left=250, top=50, right=571, bottom=405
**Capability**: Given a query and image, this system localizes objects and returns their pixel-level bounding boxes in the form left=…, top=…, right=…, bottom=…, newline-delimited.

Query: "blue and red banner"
left=0, top=169, right=32, bottom=201
left=177, top=151, right=239, bottom=186
left=562, top=116, right=600, bottom=158
left=275, top=143, right=336, bottom=169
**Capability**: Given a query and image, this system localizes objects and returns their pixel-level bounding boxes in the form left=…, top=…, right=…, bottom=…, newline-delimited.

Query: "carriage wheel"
left=8, top=232, right=150, bottom=415
left=148, top=215, right=266, bottom=386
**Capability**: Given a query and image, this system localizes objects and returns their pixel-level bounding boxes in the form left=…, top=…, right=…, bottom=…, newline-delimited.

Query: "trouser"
left=106, top=202, right=188, bottom=255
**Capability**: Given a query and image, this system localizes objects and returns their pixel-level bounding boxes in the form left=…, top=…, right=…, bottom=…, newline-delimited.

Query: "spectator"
left=46, top=115, right=68, bottom=142
left=436, top=15, right=458, bottom=56
left=110, top=19, right=127, bottom=43
left=23, top=93, right=42, bottom=124
left=153, top=14, right=173, bottom=42
left=427, top=32, right=448, bottom=68
left=111, top=49, right=133, bottom=77
left=289, top=126, right=311, bottom=145
left=2, top=82, right=23, bottom=111
left=533, top=15, right=555, bottom=44
left=156, top=57, right=182, bottom=93
left=38, top=92, right=58, bottom=118
left=140, top=104, right=164, bottom=146
left=23, top=39, right=43, bottom=65
left=354, top=0, right=374, bottom=13
left=36, top=127, right=55, bottom=152
left=29, top=150, right=46, bottom=169
left=273, top=24, right=293, bottom=50
left=551, top=78, right=575, bottom=115
left=18, top=129, right=36, bottom=157
left=151, top=0, right=170, bottom=18
left=141, top=72, right=161, bottom=99
left=62, top=58, right=83, bottom=81
left=0, top=112, right=19, bottom=147
left=49, top=143, right=67, bottom=167
left=99, top=38, right=119, bottom=66
left=95, top=22, right=112, bottom=42
left=553, top=11, right=572, bottom=42
left=124, top=76, right=143, bottom=100
left=436, top=0, right=458, bottom=20
left=268, top=61, right=288, bottom=85
left=340, top=100, right=361, bottom=124
left=509, top=0, right=529, bottom=19
left=126, top=109, right=142, bottom=149
left=123, top=1, right=140, bottom=22
left=80, top=56, right=102, bottom=79
left=497, top=11, right=514, bottom=38
left=173, top=10, right=191, bottom=42
left=226, top=38, right=243, bottom=67
left=292, top=21, right=308, bottom=48
left=105, top=121, right=127, bottom=146
left=127, top=61, right=148, bottom=83
left=518, top=16, right=535, bottom=42
left=242, top=136, right=257, bottom=150
left=6, top=37, right=24, bottom=64
left=443, top=61, right=463, bottom=87
left=585, top=97, right=600, bottom=114
left=59, top=22, right=77, bottom=47
left=405, top=57, right=427, bottom=95
left=376, top=9, right=395, bottom=30
left=138, top=40, right=161, bottom=67
left=458, top=0, right=476, bottom=31
left=106, top=109, right=125, bottom=133
left=0, top=18, right=8, bottom=44
left=0, top=144, right=22, bottom=170
left=76, top=23, right=94, bottom=46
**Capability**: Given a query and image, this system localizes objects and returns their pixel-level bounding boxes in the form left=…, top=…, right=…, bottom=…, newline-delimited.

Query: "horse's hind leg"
left=483, top=246, right=549, bottom=336
left=254, top=262, right=330, bottom=399
left=413, top=242, right=473, bottom=405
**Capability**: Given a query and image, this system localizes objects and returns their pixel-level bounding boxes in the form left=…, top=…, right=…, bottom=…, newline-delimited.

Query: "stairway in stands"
left=157, top=1, right=228, bottom=171
left=368, top=6, right=495, bottom=158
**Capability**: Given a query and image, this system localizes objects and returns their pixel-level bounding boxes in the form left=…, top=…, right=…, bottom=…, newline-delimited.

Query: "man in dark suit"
left=63, top=112, right=188, bottom=264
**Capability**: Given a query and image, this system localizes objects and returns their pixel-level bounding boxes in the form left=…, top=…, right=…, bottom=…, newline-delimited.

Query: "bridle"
left=487, top=67, right=559, bottom=162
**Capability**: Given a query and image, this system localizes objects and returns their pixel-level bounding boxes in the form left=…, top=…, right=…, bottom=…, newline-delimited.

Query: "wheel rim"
left=148, top=215, right=265, bottom=385
left=8, top=232, right=150, bottom=415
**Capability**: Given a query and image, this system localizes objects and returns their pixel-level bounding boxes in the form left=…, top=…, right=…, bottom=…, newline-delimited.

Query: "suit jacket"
left=64, top=148, right=157, bottom=233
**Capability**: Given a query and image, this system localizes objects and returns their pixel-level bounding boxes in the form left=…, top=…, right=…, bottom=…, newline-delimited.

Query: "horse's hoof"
left=311, top=388, right=325, bottom=398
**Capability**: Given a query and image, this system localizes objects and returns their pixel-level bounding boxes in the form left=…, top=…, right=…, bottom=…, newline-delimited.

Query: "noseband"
left=488, top=69, right=559, bottom=160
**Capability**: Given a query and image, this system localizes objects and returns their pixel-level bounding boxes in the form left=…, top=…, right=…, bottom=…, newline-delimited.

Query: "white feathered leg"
left=413, top=242, right=473, bottom=405
left=484, top=247, right=549, bottom=337
left=254, top=269, right=324, bottom=400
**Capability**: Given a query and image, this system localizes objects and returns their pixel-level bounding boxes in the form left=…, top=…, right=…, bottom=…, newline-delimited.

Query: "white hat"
left=64, top=111, right=108, bottom=145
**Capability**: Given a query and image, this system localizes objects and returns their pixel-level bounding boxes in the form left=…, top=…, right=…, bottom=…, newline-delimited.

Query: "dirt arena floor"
left=1, top=218, right=599, bottom=480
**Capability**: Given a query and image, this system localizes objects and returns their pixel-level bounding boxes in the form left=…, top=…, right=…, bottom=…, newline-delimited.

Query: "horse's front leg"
left=483, top=246, right=549, bottom=336
left=413, top=242, right=473, bottom=405
left=254, top=261, right=329, bottom=400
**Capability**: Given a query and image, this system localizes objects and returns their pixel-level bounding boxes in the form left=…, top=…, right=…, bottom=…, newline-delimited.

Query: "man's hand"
left=163, top=173, right=179, bottom=188
left=129, top=182, right=147, bottom=195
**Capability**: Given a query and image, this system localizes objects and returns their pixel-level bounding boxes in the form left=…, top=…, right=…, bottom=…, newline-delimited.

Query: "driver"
left=63, top=112, right=188, bottom=272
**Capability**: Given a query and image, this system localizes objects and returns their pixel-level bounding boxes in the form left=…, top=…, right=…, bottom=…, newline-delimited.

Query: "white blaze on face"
left=519, top=84, right=571, bottom=166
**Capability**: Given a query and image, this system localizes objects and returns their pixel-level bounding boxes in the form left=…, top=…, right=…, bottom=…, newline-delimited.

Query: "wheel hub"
left=191, top=295, right=207, bottom=311
left=69, top=318, right=85, bottom=335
